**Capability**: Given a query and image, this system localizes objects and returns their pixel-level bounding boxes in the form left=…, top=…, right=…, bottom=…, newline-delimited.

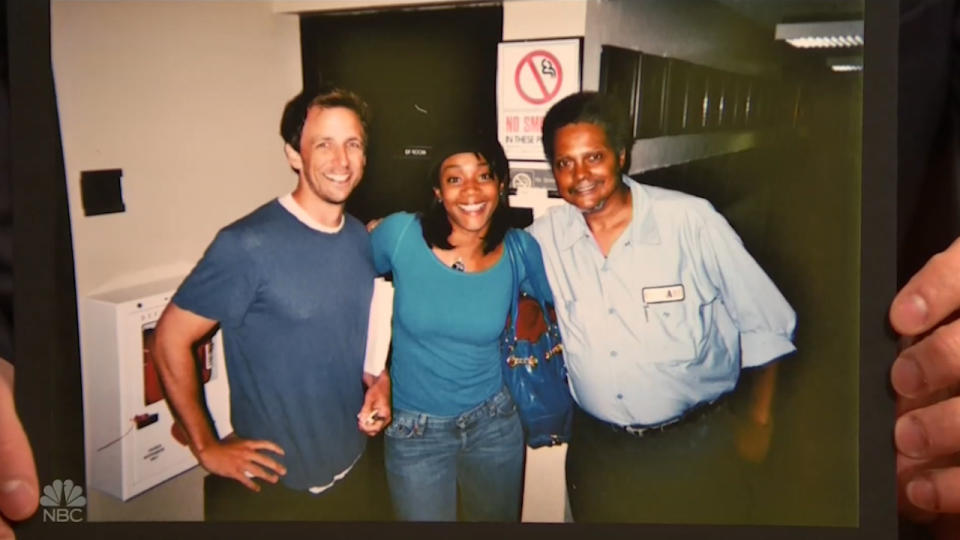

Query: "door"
left=300, top=5, right=503, bottom=222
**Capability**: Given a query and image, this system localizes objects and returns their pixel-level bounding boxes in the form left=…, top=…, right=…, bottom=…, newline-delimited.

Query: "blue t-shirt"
left=370, top=212, right=522, bottom=416
left=173, top=200, right=375, bottom=491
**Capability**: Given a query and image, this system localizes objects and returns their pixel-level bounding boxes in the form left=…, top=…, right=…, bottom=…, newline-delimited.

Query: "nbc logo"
left=39, top=479, right=86, bottom=523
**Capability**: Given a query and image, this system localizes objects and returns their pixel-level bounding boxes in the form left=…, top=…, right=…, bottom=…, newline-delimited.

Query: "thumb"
left=0, top=359, right=39, bottom=522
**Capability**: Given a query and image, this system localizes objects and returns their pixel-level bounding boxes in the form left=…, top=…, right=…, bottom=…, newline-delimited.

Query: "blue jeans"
left=384, top=386, right=524, bottom=521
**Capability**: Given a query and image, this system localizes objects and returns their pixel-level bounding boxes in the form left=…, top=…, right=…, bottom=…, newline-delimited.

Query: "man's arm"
left=695, top=206, right=793, bottom=463
left=735, top=362, right=778, bottom=463
left=356, top=277, right=393, bottom=436
left=0, top=358, right=37, bottom=539
left=153, top=303, right=286, bottom=492
left=890, top=237, right=960, bottom=528
left=698, top=206, right=797, bottom=367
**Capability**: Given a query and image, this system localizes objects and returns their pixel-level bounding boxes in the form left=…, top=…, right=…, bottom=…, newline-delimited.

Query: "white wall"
left=53, top=1, right=303, bottom=298
left=502, top=0, right=586, bottom=40
left=52, top=0, right=302, bottom=521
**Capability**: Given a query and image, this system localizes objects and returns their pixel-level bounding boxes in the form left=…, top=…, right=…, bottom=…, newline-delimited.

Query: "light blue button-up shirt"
left=527, top=177, right=796, bottom=426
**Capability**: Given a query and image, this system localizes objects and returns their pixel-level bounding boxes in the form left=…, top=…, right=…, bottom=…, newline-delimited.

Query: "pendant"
left=451, top=257, right=466, bottom=272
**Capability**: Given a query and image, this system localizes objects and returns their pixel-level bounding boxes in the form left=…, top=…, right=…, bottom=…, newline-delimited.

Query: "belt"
left=595, top=395, right=728, bottom=438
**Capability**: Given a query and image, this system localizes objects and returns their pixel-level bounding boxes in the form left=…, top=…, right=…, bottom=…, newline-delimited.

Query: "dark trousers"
left=566, top=401, right=755, bottom=525
left=204, top=436, right=393, bottom=522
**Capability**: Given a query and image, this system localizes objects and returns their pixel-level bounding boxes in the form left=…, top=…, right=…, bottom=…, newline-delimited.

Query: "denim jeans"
left=384, top=385, right=524, bottom=521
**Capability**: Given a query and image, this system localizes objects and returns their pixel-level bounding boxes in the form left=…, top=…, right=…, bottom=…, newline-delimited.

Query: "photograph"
left=6, top=0, right=901, bottom=539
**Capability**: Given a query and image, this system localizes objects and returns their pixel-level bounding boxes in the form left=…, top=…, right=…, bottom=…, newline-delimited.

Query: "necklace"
left=451, top=257, right=465, bottom=272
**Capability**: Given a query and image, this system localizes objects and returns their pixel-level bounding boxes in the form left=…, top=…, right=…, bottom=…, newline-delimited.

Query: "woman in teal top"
left=370, top=136, right=538, bottom=521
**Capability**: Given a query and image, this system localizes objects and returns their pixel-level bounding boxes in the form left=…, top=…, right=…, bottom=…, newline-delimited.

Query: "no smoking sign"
left=514, top=50, right=563, bottom=105
left=497, top=38, right=581, bottom=160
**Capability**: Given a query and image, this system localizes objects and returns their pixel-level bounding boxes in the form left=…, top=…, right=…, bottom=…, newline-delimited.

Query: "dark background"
left=300, top=6, right=502, bottom=222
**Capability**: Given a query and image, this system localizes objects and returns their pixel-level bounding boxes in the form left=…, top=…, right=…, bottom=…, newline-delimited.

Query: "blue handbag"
left=501, top=230, right=573, bottom=448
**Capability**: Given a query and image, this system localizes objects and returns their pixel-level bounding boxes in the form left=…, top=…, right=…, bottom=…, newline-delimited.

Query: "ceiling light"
left=776, top=21, right=864, bottom=49
left=826, top=56, right=863, bottom=72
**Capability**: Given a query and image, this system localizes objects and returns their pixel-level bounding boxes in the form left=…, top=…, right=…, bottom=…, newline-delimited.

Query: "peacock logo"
left=39, top=479, right=85, bottom=523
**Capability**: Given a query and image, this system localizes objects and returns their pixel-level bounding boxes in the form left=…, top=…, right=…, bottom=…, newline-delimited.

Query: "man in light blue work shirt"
left=527, top=91, right=797, bottom=524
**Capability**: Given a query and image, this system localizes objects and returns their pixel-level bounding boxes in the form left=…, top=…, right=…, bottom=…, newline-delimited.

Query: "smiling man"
left=527, top=91, right=797, bottom=524
left=152, top=88, right=391, bottom=521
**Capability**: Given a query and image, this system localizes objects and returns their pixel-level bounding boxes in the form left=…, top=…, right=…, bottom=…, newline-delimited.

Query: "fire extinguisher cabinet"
left=79, top=277, right=232, bottom=501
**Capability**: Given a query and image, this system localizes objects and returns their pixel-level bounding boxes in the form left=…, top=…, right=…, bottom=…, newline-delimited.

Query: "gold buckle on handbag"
left=505, top=343, right=563, bottom=368
left=506, top=355, right=538, bottom=368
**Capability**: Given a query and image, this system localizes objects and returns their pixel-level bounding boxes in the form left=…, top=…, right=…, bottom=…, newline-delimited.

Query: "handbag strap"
left=504, top=230, right=554, bottom=337
left=504, top=229, right=523, bottom=337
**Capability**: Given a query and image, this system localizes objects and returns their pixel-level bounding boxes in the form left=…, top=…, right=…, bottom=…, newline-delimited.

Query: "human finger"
left=365, top=218, right=383, bottom=232
left=217, top=455, right=262, bottom=491
left=357, top=400, right=374, bottom=421
left=243, top=439, right=285, bottom=456
left=897, top=448, right=947, bottom=523
left=356, top=392, right=377, bottom=421
left=368, top=388, right=391, bottom=422
left=0, top=418, right=38, bottom=522
left=0, top=516, right=12, bottom=540
left=891, top=319, right=960, bottom=399
left=358, top=417, right=387, bottom=436
left=0, top=367, right=38, bottom=522
left=357, top=420, right=377, bottom=436
left=357, top=407, right=384, bottom=435
left=377, top=406, right=392, bottom=426
left=240, top=463, right=279, bottom=485
left=905, top=466, right=960, bottom=513
left=245, top=449, right=286, bottom=476
left=234, top=474, right=260, bottom=492
left=895, top=396, right=960, bottom=460
left=357, top=407, right=381, bottom=424
left=891, top=237, right=960, bottom=337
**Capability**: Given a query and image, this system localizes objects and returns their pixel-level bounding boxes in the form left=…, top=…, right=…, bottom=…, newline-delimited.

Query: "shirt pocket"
left=645, top=299, right=698, bottom=364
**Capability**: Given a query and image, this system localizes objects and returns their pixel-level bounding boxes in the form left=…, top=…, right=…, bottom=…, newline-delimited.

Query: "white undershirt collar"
left=278, top=193, right=345, bottom=233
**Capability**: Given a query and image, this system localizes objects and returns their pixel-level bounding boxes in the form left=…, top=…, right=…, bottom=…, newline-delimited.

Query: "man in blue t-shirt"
left=152, top=88, right=391, bottom=521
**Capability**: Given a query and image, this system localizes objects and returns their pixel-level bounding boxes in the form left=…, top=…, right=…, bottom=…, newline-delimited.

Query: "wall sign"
left=515, top=50, right=564, bottom=105
left=509, top=160, right=557, bottom=191
left=497, top=38, right=582, bottom=161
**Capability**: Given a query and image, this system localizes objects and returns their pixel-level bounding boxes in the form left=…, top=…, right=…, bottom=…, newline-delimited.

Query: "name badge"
left=642, top=284, right=684, bottom=304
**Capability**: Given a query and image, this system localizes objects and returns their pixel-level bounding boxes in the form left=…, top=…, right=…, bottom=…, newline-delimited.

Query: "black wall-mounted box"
left=80, top=168, right=125, bottom=216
